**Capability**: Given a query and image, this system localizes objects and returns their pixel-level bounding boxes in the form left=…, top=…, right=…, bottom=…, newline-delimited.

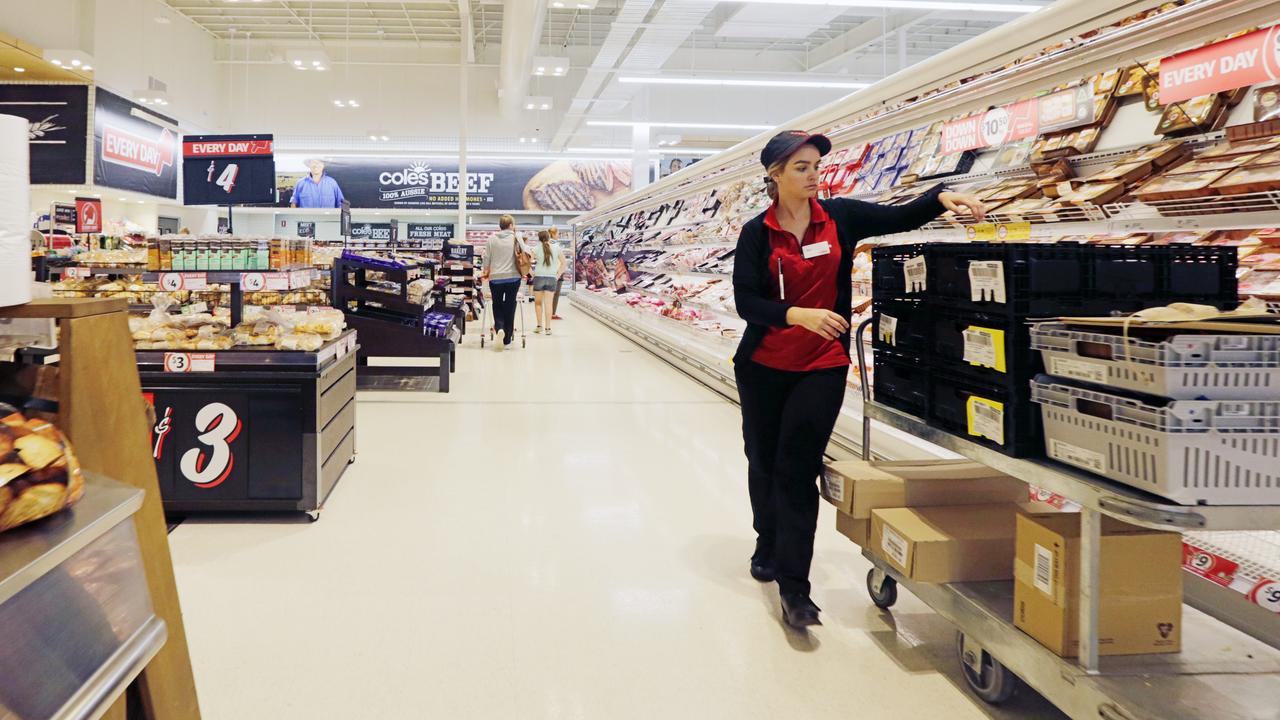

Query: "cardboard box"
left=869, top=504, right=1020, bottom=583
left=1014, top=512, right=1182, bottom=657
left=835, top=510, right=869, bottom=547
left=821, top=459, right=1025, bottom=518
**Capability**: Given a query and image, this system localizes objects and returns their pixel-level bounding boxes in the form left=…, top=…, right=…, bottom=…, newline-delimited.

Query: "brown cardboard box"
left=1014, top=512, right=1182, bottom=657
left=835, top=510, right=869, bottom=546
left=869, top=504, right=1020, bottom=583
left=821, top=460, right=1025, bottom=518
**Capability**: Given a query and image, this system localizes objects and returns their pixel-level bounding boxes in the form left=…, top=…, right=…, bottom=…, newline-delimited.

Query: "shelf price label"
left=240, top=272, right=266, bottom=291
left=163, top=352, right=216, bottom=373
left=1248, top=579, right=1280, bottom=614
left=158, top=273, right=208, bottom=291
left=159, top=272, right=184, bottom=291
left=65, top=266, right=92, bottom=280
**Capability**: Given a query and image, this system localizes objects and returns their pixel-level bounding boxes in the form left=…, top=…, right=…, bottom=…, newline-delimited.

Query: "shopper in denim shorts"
left=531, top=230, right=563, bottom=335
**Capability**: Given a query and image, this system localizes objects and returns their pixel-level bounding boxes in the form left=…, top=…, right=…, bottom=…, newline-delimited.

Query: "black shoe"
left=781, top=594, right=822, bottom=629
left=750, top=560, right=775, bottom=583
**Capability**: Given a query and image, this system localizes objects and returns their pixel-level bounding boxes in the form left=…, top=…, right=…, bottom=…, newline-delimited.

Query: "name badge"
left=802, top=241, right=831, bottom=259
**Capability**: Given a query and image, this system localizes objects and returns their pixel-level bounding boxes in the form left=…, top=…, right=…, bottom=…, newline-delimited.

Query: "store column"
left=631, top=123, right=651, bottom=192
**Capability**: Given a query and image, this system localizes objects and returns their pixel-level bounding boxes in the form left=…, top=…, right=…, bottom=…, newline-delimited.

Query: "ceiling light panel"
left=716, top=5, right=847, bottom=40
left=725, top=0, right=1041, bottom=12
left=619, top=76, right=869, bottom=89
left=532, top=56, right=570, bottom=77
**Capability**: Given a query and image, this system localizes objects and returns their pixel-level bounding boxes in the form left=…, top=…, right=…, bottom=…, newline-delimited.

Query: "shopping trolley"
left=478, top=278, right=528, bottom=349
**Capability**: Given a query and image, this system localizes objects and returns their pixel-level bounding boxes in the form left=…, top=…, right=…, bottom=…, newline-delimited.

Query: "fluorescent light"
left=525, top=103, right=535, bottom=110
left=315, top=65, right=326, bottom=71
left=71, top=59, right=81, bottom=66
left=620, top=75, right=870, bottom=89
left=13, top=67, right=24, bottom=73
left=349, top=100, right=360, bottom=107
left=381, top=135, right=389, bottom=141
left=369, top=134, right=378, bottom=140
left=566, top=147, right=631, bottom=154
left=51, top=59, right=62, bottom=66
left=587, top=120, right=772, bottom=130
left=81, top=65, right=92, bottom=71
left=727, top=0, right=1040, bottom=10
left=312, top=60, right=321, bottom=66
left=294, top=59, right=303, bottom=66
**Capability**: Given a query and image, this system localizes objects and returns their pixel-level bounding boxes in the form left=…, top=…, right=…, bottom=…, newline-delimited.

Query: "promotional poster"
left=93, top=88, right=180, bottom=198
left=75, top=197, right=102, bottom=233
left=0, top=84, right=89, bottom=184
left=275, top=158, right=632, bottom=212
left=183, top=133, right=276, bottom=205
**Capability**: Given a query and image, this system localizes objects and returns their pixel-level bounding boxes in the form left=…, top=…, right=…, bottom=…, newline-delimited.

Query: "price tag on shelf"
left=1247, top=579, right=1280, bottom=613
left=163, top=352, right=216, bottom=373
left=158, top=272, right=184, bottom=291
left=290, top=269, right=312, bottom=288
left=1181, top=543, right=1238, bottom=588
left=182, top=273, right=208, bottom=291
left=64, top=266, right=92, bottom=279
left=996, top=222, right=1031, bottom=241
left=241, top=272, right=266, bottom=291
left=180, top=302, right=209, bottom=315
left=265, top=273, right=291, bottom=291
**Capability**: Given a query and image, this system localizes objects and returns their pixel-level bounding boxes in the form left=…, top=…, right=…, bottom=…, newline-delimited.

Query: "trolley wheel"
left=956, top=631, right=1017, bottom=705
left=866, top=568, right=898, bottom=609
left=522, top=338, right=526, bottom=348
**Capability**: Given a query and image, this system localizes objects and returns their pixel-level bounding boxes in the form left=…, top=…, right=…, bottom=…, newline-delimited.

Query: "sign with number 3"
left=179, top=402, right=242, bottom=488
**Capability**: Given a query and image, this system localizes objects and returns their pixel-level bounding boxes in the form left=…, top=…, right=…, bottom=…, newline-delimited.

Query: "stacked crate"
left=869, top=242, right=1238, bottom=457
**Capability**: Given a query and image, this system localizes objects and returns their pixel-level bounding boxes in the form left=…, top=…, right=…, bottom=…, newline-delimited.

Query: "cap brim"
left=805, top=133, right=832, bottom=156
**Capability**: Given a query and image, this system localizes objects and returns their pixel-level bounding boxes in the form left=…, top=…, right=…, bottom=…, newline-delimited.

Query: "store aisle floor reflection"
left=167, top=301, right=1064, bottom=720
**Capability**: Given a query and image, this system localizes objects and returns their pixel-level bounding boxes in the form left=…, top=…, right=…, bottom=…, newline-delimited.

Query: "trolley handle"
left=854, top=318, right=874, bottom=461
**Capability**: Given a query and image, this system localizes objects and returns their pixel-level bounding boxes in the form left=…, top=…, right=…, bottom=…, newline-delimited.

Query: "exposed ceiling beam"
left=805, top=11, right=928, bottom=72
left=459, top=0, right=476, bottom=62
left=276, top=0, right=325, bottom=45
left=400, top=2, right=424, bottom=46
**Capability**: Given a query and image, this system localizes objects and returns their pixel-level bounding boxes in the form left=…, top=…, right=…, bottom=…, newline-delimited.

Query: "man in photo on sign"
left=291, top=159, right=346, bottom=208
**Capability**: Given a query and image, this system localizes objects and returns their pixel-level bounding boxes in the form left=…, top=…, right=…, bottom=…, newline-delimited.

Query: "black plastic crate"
left=929, top=306, right=1043, bottom=387
left=927, top=367, right=1041, bottom=457
left=873, top=348, right=930, bottom=418
left=871, top=243, right=928, bottom=302
left=927, top=243, right=1087, bottom=316
left=872, top=299, right=930, bottom=353
left=1079, top=244, right=1239, bottom=314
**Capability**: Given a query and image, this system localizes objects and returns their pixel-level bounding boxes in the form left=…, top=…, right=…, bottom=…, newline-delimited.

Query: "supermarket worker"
left=733, top=130, right=986, bottom=629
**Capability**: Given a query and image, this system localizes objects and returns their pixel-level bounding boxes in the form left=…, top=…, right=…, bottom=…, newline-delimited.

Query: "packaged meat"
left=1134, top=170, right=1230, bottom=202
left=1157, top=94, right=1220, bottom=134
left=0, top=406, right=85, bottom=533
left=1209, top=163, right=1280, bottom=196
left=1143, top=77, right=1163, bottom=112
left=1198, top=135, right=1280, bottom=159
left=1166, top=153, right=1260, bottom=176
left=1132, top=140, right=1191, bottom=167
left=1058, top=181, right=1126, bottom=206
left=1083, top=159, right=1152, bottom=185
left=1255, top=84, right=1280, bottom=122
left=1116, top=64, right=1154, bottom=97
left=1092, top=69, right=1122, bottom=96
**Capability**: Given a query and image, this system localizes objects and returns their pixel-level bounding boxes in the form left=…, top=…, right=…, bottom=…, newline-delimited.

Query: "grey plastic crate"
left=1031, top=378, right=1280, bottom=505
left=1031, top=322, right=1280, bottom=400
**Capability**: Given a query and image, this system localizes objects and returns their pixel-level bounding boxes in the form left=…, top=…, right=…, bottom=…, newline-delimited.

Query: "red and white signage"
left=102, top=124, right=176, bottom=177
left=74, top=197, right=102, bottom=234
left=163, top=352, right=216, bottom=373
left=1161, top=26, right=1280, bottom=105
left=182, top=138, right=274, bottom=157
left=1182, top=543, right=1238, bottom=587
left=940, top=87, right=1093, bottom=155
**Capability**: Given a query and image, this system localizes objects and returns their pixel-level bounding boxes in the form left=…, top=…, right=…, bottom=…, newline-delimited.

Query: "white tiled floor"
left=168, top=300, right=1065, bottom=719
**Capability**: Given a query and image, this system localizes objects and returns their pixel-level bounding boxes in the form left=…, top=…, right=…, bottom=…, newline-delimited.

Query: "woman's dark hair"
left=538, top=230, right=553, bottom=268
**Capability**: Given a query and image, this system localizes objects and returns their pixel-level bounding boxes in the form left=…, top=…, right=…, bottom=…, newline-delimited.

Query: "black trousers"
left=735, top=360, right=846, bottom=597
left=489, top=279, right=520, bottom=344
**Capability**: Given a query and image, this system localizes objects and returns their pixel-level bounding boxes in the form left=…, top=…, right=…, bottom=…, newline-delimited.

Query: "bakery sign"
left=280, top=158, right=633, bottom=212
left=940, top=86, right=1095, bottom=155
left=1160, top=26, right=1280, bottom=104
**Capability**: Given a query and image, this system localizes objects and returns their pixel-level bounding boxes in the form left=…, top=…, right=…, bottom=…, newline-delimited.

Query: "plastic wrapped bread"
left=0, top=406, right=85, bottom=533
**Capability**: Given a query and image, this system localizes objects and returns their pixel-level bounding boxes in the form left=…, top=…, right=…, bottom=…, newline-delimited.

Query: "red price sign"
left=241, top=272, right=266, bottom=291
left=1248, top=579, right=1280, bottom=613
left=163, top=352, right=216, bottom=373
left=159, top=273, right=184, bottom=291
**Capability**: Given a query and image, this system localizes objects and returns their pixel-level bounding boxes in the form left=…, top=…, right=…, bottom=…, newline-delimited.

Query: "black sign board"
left=217, top=216, right=230, bottom=234
left=93, top=88, right=179, bottom=198
left=0, top=84, right=89, bottom=184
left=407, top=223, right=453, bottom=240
left=297, top=221, right=316, bottom=238
left=340, top=200, right=351, bottom=238
left=182, top=133, right=276, bottom=205
left=389, top=219, right=399, bottom=244
left=444, top=241, right=475, bottom=263
left=350, top=222, right=392, bottom=241
left=52, top=203, right=77, bottom=226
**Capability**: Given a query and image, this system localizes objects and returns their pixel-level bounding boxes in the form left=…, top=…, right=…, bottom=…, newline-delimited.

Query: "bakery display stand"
left=0, top=297, right=201, bottom=719
left=851, top=319, right=1280, bottom=720
left=331, top=254, right=458, bottom=393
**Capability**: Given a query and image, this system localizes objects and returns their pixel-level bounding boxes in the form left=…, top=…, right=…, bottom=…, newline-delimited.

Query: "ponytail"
left=538, top=229, right=553, bottom=269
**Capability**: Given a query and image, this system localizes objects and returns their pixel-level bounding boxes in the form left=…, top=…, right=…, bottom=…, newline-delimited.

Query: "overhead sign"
left=75, top=197, right=102, bottom=233
left=182, top=133, right=276, bottom=206
left=407, top=223, right=452, bottom=240
left=1160, top=26, right=1280, bottom=104
left=350, top=222, right=392, bottom=241
left=297, top=221, right=315, bottom=238
left=276, top=158, right=633, bottom=212
left=93, top=88, right=179, bottom=198
left=940, top=86, right=1094, bottom=155
left=0, top=84, right=89, bottom=184
left=52, top=203, right=77, bottom=227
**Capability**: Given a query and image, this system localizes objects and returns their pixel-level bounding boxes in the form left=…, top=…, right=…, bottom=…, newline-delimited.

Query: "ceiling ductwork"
left=499, top=0, right=548, bottom=121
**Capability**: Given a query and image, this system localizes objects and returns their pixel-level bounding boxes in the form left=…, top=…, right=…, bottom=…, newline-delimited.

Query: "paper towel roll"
left=0, top=114, right=32, bottom=307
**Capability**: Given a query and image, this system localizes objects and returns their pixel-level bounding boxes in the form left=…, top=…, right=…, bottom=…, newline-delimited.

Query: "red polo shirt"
left=751, top=199, right=849, bottom=372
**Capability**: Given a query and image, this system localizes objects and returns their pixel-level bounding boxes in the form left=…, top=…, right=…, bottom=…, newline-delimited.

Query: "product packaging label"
left=966, top=397, right=1005, bottom=444
left=881, top=524, right=909, bottom=569
left=1049, top=438, right=1106, bottom=474
left=878, top=314, right=899, bottom=346
left=968, top=260, right=1007, bottom=303
left=1034, top=544, right=1055, bottom=597
left=963, top=327, right=1006, bottom=372
left=1049, top=357, right=1108, bottom=384
left=903, top=256, right=927, bottom=292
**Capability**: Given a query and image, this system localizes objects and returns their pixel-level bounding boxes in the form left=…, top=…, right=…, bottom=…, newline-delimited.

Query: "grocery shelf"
left=864, top=551, right=1280, bottom=720
left=637, top=267, right=732, bottom=281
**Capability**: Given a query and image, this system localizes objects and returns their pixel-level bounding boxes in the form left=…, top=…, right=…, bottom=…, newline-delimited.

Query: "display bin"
left=927, top=242, right=1087, bottom=316
left=872, top=299, right=930, bottom=353
left=930, top=305, right=1042, bottom=387
left=1080, top=244, right=1238, bottom=314
left=873, top=347, right=931, bottom=417
left=928, top=367, right=1041, bottom=457
left=1031, top=377, right=1280, bottom=505
left=871, top=243, right=928, bottom=302
left=1030, top=322, right=1280, bottom=400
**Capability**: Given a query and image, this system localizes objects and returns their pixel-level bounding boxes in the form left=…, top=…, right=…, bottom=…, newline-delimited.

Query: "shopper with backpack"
left=483, top=214, right=532, bottom=350
left=531, top=230, right=563, bottom=335
left=733, top=130, right=986, bottom=629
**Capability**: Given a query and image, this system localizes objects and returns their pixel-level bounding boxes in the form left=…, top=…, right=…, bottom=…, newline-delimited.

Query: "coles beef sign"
left=93, top=88, right=180, bottom=198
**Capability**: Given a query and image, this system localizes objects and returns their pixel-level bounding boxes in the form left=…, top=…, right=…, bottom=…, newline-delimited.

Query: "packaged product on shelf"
left=1209, top=163, right=1280, bottom=196
left=1115, top=64, right=1153, bottom=97
left=1255, top=84, right=1280, bottom=122
left=869, top=503, right=1020, bottom=583
left=1133, top=170, right=1230, bottom=202
left=0, top=406, right=85, bottom=533
left=1014, top=512, right=1182, bottom=657
left=1199, top=135, right=1280, bottom=159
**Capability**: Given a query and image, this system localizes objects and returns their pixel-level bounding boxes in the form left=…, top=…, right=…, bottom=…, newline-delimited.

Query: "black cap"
left=761, top=130, right=832, bottom=168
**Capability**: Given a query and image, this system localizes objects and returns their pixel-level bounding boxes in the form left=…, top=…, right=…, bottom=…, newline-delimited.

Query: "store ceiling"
left=0, top=33, right=94, bottom=82
left=161, top=0, right=1035, bottom=148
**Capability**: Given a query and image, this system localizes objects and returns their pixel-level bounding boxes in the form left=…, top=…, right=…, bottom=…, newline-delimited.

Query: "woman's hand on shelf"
left=939, top=191, right=987, bottom=221
left=786, top=307, right=850, bottom=340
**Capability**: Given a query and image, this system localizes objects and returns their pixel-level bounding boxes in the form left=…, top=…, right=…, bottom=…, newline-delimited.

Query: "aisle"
left=168, top=300, right=1063, bottom=719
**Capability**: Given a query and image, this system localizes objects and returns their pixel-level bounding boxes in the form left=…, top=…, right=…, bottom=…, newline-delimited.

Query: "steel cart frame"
left=851, top=318, right=1280, bottom=719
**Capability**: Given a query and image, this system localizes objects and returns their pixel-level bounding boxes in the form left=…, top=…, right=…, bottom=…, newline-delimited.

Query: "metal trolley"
left=851, top=318, right=1280, bottom=720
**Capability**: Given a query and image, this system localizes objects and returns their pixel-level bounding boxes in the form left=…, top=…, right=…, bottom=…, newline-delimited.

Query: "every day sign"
left=1160, top=26, right=1280, bottom=104
left=940, top=86, right=1094, bottom=155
